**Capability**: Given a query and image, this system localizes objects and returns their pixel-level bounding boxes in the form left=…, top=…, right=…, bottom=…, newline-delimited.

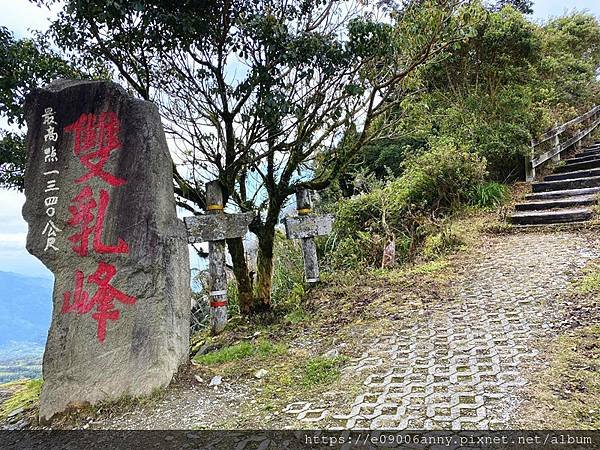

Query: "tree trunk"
left=254, top=224, right=276, bottom=312
left=226, top=237, right=254, bottom=315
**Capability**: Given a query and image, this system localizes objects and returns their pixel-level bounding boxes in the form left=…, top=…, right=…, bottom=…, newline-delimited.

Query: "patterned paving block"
left=283, top=233, right=599, bottom=430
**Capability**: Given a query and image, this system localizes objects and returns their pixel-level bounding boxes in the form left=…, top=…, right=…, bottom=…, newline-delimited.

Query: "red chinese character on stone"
left=64, top=112, right=126, bottom=187
left=67, top=186, right=129, bottom=256
left=61, top=270, right=88, bottom=313
left=62, top=262, right=137, bottom=343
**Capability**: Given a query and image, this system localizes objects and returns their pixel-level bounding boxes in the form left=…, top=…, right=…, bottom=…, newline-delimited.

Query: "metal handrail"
left=526, top=105, right=600, bottom=181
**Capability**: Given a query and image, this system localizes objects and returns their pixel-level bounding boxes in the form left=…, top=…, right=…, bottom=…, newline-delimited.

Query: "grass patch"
left=409, top=259, right=449, bottom=275
left=468, top=181, right=508, bottom=209
left=284, top=308, right=309, bottom=324
left=520, top=326, right=600, bottom=429
left=301, top=356, right=346, bottom=388
left=576, top=263, right=600, bottom=294
left=371, top=259, right=450, bottom=284
left=194, top=339, right=286, bottom=365
left=0, top=379, right=42, bottom=420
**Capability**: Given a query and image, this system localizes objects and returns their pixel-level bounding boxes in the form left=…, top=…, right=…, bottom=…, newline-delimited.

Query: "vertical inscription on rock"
left=61, top=112, right=135, bottom=343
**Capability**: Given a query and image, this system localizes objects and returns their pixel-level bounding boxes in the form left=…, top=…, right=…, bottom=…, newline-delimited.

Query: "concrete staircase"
left=511, top=142, right=600, bottom=225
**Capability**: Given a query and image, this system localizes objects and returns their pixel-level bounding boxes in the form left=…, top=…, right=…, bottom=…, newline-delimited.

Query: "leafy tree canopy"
left=24, top=0, right=474, bottom=311
left=0, top=26, right=103, bottom=190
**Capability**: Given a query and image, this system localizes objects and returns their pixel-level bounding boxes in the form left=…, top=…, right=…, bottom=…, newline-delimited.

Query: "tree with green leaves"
left=537, top=12, right=600, bottom=113
left=6, top=0, right=474, bottom=313
left=0, top=26, right=96, bottom=189
left=340, top=3, right=600, bottom=183
left=493, top=0, right=532, bottom=15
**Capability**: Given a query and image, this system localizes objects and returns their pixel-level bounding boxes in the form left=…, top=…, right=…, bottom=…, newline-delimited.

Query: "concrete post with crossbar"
left=284, top=189, right=333, bottom=287
left=184, top=181, right=253, bottom=334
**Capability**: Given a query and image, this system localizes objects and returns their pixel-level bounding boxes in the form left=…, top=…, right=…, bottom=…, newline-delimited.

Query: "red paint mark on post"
left=210, top=301, right=227, bottom=308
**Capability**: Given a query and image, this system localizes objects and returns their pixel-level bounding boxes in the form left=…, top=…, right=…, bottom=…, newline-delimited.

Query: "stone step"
left=578, top=148, right=600, bottom=157
left=532, top=175, right=600, bottom=192
left=559, top=158, right=600, bottom=172
left=512, top=220, right=597, bottom=229
left=525, top=186, right=600, bottom=200
left=545, top=167, right=600, bottom=181
left=564, top=154, right=600, bottom=166
left=514, top=194, right=597, bottom=211
left=510, top=207, right=593, bottom=225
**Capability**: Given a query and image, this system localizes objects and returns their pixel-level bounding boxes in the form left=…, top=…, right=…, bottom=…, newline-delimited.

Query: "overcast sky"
left=1, top=0, right=599, bottom=278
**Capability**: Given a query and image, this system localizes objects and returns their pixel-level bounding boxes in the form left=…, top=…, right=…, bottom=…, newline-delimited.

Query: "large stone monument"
left=22, top=80, right=190, bottom=421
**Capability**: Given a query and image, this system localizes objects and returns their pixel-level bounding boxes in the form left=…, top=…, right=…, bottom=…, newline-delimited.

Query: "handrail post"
left=551, top=121, right=561, bottom=163
left=591, top=106, right=598, bottom=146
left=525, top=140, right=535, bottom=182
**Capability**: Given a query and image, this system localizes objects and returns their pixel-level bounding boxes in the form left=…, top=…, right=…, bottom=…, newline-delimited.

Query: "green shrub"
left=326, top=142, right=486, bottom=269
left=327, top=231, right=384, bottom=270
left=468, top=181, right=508, bottom=208
left=271, top=231, right=305, bottom=309
left=422, top=229, right=464, bottom=260
left=400, top=139, right=488, bottom=212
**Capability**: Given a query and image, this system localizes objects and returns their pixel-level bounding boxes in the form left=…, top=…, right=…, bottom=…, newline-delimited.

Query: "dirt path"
left=78, top=378, right=246, bottom=429
left=77, top=231, right=598, bottom=430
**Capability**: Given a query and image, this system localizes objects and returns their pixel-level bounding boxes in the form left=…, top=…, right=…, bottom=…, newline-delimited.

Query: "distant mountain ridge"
left=0, top=271, right=52, bottom=349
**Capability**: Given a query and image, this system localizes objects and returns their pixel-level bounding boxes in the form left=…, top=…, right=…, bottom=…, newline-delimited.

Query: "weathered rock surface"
left=22, top=80, right=190, bottom=422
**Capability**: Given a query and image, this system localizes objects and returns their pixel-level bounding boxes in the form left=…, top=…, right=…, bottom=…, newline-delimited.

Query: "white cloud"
left=0, top=232, right=26, bottom=246
left=0, top=190, right=51, bottom=278
left=533, top=0, right=599, bottom=22
left=0, top=0, right=59, bottom=38
left=0, top=190, right=28, bottom=234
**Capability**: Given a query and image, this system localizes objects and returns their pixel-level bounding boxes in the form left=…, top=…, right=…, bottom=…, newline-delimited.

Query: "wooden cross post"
left=184, top=181, right=253, bottom=335
left=284, top=189, right=333, bottom=287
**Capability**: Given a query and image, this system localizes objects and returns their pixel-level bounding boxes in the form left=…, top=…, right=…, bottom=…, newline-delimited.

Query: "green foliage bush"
left=468, top=181, right=508, bottom=208
left=327, top=231, right=385, bottom=270
left=334, top=6, right=600, bottom=184
left=400, top=139, right=488, bottom=211
left=326, top=142, right=486, bottom=269
left=271, top=231, right=305, bottom=309
left=422, top=229, right=464, bottom=260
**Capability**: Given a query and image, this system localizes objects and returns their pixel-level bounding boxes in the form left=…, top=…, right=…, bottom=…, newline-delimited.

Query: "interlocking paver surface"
left=284, top=232, right=599, bottom=429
